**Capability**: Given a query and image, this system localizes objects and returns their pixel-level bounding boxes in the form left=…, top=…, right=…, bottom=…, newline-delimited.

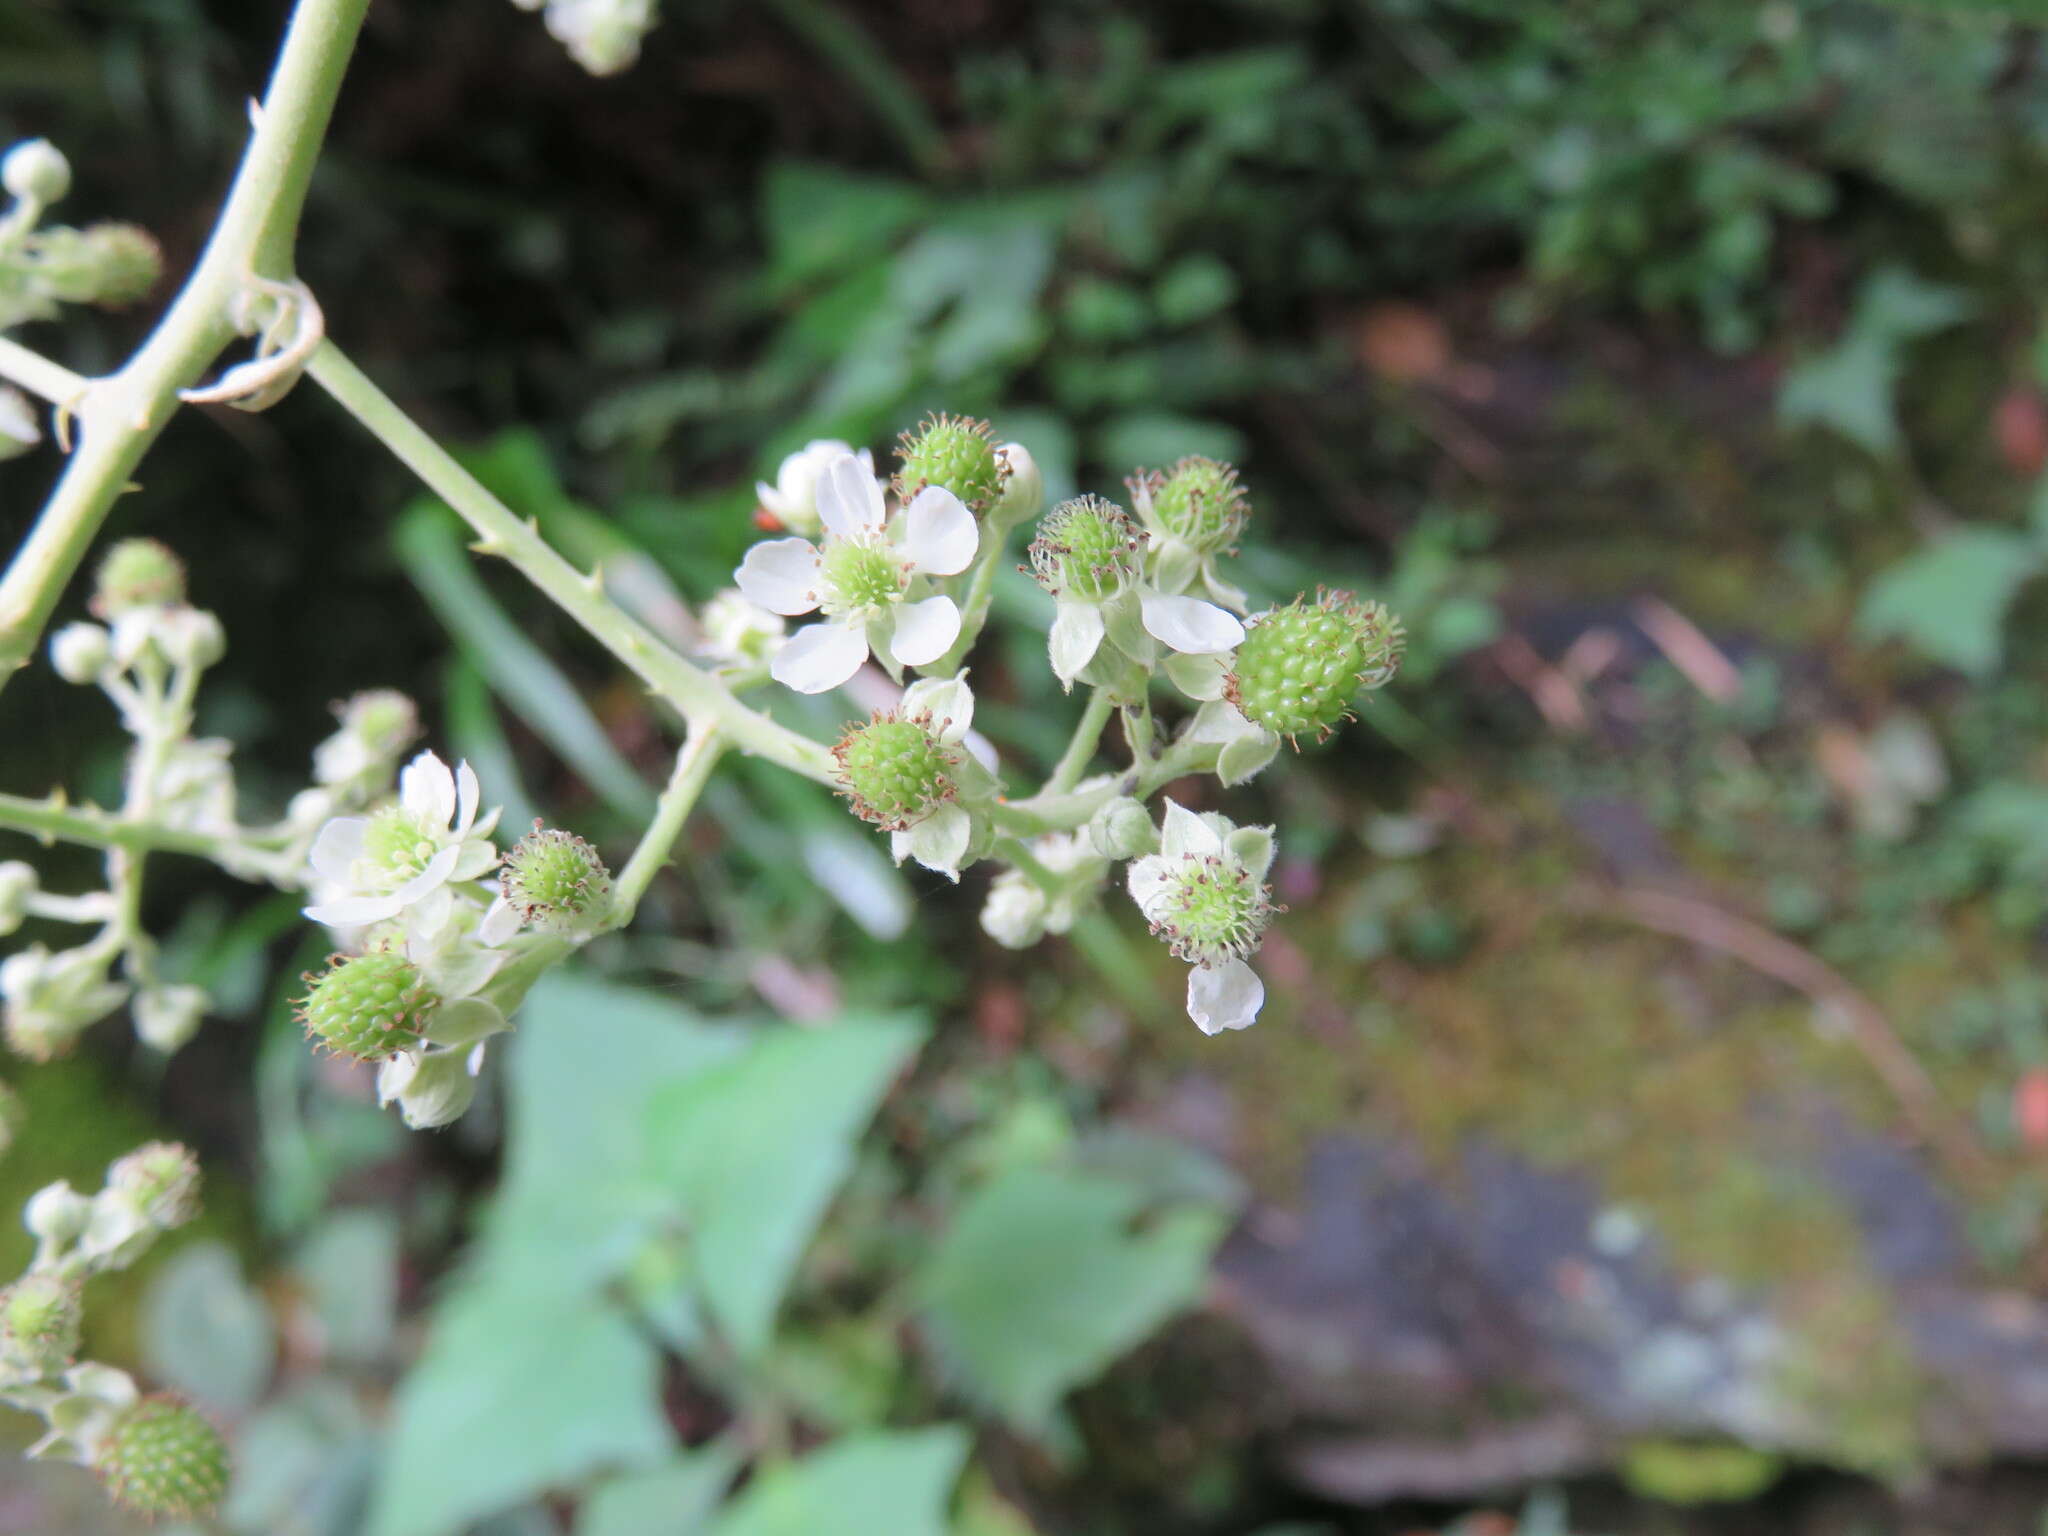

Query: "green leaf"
left=1779, top=266, right=1971, bottom=457
left=763, top=163, right=927, bottom=291
left=1094, top=413, right=1247, bottom=476
left=490, top=972, right=745, bottom=1293
left=918, top=1167, right=1227, bottom=1434
left=293, top=1209, right=399, bottom=1363
left=140, top=1240, right=276, bottom=1415
left=576, top=1440, right=742, bottom=1536
left=647, top=1014, right=925, bottom=1355
left=369, top=1278, right=674, bottom=1536
left=1855, top=527, right=2040, bottom=675
left=706, top=1428, right=968, bottom=1536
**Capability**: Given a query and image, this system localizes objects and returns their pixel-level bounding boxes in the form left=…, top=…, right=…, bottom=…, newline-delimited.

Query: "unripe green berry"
left=91, top=538, right=184, bottom=618
left=2, top=140, right=70, bottom=206
left=832, top=712, right=957, bottom=830
left=501, top=825, right=613, bottom=932
left=1225, top=590, right=1406, bottom=743
left=97, top=1395, right=229, bottom=1520
left=1134, top=456, right=1249, bottom=554
left=895, top=413, right=1004, bottom=515
left=1150, top=858, right=1274, bottom=966
left=295, top=950, right=438, bottom=1060
left=819, top=537, right=907, bottom=618
left=1028, top=495, right=1144, bottom=603
left=0, top=1273, right=82, bottom=1373
left=107, top=1141, right=201, bottom=1229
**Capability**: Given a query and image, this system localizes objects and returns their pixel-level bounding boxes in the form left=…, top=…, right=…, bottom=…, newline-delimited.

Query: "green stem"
left=931, top=539, right=1006, bottom=675
left=0, top=790, right=255, bottom=862
left=0, top=337, right=88, bottom=406
left=1044, top=687, right=1114, bottom=796
left=993, top=836, right=1061, bottom=899
left=0, top=0, right=371, bottom=690
left=610, top=723, right=728, bottom=925
left=304, top=343, right=838, bottom=788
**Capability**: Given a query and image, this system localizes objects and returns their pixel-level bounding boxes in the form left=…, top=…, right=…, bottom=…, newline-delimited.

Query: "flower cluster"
left=0, top=540, right=432, bottom=1063
left=0, top=140, right=161, bottom=336
left=298, top=751, right=616, bottom=1128
left=0, top=1144, right=227, bottom=1520
left=744, top=421, right=1403, bottom=1037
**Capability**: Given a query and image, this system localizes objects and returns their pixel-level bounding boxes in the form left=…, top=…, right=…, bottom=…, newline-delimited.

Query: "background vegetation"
left=14, top=0, right=2048, bottom=1530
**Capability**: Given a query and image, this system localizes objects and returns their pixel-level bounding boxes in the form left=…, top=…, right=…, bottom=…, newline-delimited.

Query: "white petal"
left=1159, top=799, right=1224, bottom=860
left=964, top=729, right=999, bottom=775
left=1141, top=594, right=1245, bottom=656
left=1187, top=959, right=1264, bottom=1035
left=1126, top=855, right=1174, bottom=920
left=771, top=620, right=870, bottom=694
left=1048, top=603, right=1105, bottom=688
left=392, top=843, right=463, bottom=905
left=735, top=538, right=823, bottom=617
left=408, top=884, right=455, bottom=942
left=901, top=486, right=977, bottom=576
left=400, top=751, right=458, bottom=825
left=816, top=453, right=885, bottom=540
left=889, top=828, right=912, bottom=866
left=888, top=596, right=961, bottom=668
left=308, top=817, right=369, bottom=884
left=454, top=761, right=481, bottom=833
left=900, top=673, right=975, bottom=741
left=305, top=892, right=405, bottom=927
left=478, top=895, right=524, bottom=947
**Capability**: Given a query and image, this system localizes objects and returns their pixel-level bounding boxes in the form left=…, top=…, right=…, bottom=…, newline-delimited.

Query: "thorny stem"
left=610, top=723, right=729, bottom=925
left=0, top=0, right=371, bottom=691
left=305, top=343, right=840, bottom=788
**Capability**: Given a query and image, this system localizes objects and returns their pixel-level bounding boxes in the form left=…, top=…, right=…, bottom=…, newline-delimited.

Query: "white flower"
left=303, top=751, right=502, bottom=930
left=1125, top=800, right=1274, bottom=1036
left=1139, top=594, right=1244, bottom=655
left=756, top=440, right=876, bottom=539
left=884, top=674, right=989, bottom=881
left=735, top=453, right=978, bottom=695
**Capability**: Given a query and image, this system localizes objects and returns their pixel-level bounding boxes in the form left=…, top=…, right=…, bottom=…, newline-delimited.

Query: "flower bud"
left=377, top=1048, right=480, bottom=1130
left=2, top=139, right=70, bottom=206
left=0, top=385, right=39, bottom=462
left=107, top=1142, right=200, bottom=1229
left=24, top=1182, right=89, bottom=1247
left=0, top=1273, right=83, bottom=1374
left=1088, top=797, right=1158, bottom=861
left=756, top=441, right=869, bottom=539
left=1028, top=496, right=1144, bottom=604
left=979, top=870, right=1048, bottom=950
left=77, top=223, right=160, bottom=307
left=832, top=711, right=959, bottom=830
left=1225, top=590, right=1406, bottom=744
left=155, top=607, right=224, bottom=672
left=500, top=825, right=613, bottom=934
left=895, top=413, right=1005, bottom=516
left=90, top=538, right=184, bottom=619
left=699, top=589, right=786, bottom=665
left=541, top=0, right=658, bottom=76
left=96, top=1395, right=229, bottom=1519
left=295, top=950, right=439, bottom=1060
left=0, top=862, right=37, bottom=938
left=48, top=622, right=110, bottom=684
left=990, top=441, right=1043, bottom=530
left=2, top=945, right=126, bottom=1061
left=1131, top=456, right=1249, bottom=556
left=132, top=984, right=207, bottom=1053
